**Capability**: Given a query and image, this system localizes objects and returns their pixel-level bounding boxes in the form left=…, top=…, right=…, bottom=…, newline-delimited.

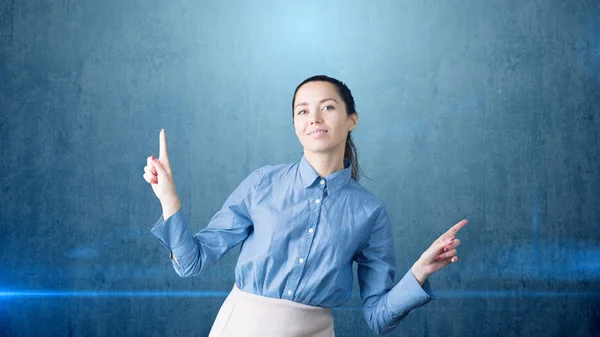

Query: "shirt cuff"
left=150, top=208, right=195, bottom=256
left=386, top=268, right=435, bottom=317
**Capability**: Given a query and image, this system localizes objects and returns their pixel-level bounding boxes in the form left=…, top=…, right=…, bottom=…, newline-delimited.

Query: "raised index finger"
left=159, top=129, right=168, bottom=160
left=445, top=219, right=468, bottom=237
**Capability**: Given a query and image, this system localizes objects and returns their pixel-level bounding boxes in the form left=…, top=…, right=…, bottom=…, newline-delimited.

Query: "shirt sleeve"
left=150, top=167, right=263, bottom=277
left=353, top=205, right=435, bottom=335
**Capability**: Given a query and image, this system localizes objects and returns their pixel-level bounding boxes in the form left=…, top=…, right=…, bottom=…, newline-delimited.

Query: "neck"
left=304, top=148, right=346, bottom=178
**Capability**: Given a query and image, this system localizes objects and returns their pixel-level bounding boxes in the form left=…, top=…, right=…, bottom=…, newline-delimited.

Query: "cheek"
left=327, top=117, right=344, bottom=133
left=294, top=120, right=306, bottom=135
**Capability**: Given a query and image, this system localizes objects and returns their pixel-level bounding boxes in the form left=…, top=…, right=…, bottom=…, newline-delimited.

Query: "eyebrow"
left=294, top=98, right=338, bottom=109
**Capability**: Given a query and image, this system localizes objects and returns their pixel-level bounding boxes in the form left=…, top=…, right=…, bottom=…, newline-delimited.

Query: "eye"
left=297, top=110, right=306, bottom=115
left=322, top=105, right=334, bottom=111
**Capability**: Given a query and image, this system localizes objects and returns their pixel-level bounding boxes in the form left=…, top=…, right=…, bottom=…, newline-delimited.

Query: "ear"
left=348, top=112, right=358, bottom=132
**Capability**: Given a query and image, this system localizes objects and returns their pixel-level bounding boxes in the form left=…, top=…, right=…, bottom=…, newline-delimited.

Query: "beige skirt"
left=208, top=283, right=335, bottom=337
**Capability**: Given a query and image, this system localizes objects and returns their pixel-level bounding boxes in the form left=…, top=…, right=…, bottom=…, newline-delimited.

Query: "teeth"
left=310, top=130, right=326, bottom=135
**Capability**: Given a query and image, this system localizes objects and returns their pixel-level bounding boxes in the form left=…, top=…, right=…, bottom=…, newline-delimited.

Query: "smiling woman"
left=143, top=75, right=467, bottom=336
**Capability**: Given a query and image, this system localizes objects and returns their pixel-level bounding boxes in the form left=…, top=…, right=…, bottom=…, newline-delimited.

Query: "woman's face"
left=293, top=81, right=357, bottom=157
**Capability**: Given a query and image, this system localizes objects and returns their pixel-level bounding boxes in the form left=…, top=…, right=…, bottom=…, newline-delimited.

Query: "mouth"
left=308, top=130, right=328, bottom=136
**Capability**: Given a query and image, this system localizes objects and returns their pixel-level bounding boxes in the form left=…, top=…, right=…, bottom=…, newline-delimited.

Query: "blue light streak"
left=433, top=290, right=600, bottom=298
left=1, top=290, right=599, bottom=300
left=0, top=291, right=229, bottom=298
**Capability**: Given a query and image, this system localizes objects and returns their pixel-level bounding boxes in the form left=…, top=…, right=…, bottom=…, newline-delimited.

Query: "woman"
left=142, top=75, right=467, bottom=336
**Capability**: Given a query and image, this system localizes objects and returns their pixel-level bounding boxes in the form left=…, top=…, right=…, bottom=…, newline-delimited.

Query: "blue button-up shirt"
left=151, top=155, right=434, bottom=335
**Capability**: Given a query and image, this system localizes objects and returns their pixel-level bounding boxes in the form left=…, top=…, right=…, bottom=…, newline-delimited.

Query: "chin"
left=303, top=144, right=337, bottom=154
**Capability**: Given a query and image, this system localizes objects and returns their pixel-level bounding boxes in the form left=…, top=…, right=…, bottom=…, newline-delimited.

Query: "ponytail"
left=344, top=132, right=360, bottom=181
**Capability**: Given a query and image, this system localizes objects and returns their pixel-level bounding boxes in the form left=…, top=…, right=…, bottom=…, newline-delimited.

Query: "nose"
left=309, top=110, right=322, bottom=124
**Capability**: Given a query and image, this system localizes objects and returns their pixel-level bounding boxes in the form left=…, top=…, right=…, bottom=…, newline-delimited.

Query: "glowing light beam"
left=1, top=290, right=599, bottom=300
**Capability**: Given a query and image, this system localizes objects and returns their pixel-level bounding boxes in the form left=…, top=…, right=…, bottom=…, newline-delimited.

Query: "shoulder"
left=254, top=161, right=297, bottom=174
left=343, top=180, right=388, bottom=219
left=251, top=161, right=298, bottom=184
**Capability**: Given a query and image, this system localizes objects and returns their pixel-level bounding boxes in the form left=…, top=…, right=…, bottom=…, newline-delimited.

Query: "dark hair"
left=292, top=75, right=365, bottom=181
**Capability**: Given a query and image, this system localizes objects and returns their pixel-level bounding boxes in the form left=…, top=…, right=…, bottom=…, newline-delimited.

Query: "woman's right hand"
left=143, top=129, right=179, bottom=205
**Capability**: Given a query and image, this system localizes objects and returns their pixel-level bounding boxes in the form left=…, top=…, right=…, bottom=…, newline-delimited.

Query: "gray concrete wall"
left=1, top=0, right=599, bottom=336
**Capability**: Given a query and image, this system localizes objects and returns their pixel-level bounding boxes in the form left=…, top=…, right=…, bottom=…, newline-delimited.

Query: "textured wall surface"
left=1, top=0, right=599, bottom=336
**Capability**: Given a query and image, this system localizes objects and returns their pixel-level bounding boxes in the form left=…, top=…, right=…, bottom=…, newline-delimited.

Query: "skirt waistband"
left=231, top=283, right=331, bottom=313
left=209, top=283, right=335, bottom=337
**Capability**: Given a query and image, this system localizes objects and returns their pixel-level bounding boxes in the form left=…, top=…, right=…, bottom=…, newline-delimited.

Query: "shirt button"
left=299, top=258, right=304, bottom=264
left=287, top=289, right=293, bottom=296
left=315, top=199, right=320, bottom=204
left=308, top=228, right=314, bottom=234
left=320, top=179, right=325, bottom=185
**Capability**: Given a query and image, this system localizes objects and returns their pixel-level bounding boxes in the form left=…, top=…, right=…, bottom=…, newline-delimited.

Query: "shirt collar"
left=299, top=155, right=352, bottom=193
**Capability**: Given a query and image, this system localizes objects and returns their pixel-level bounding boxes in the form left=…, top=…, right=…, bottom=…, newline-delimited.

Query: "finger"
left=147, top=156, right=158, bottom=175
left=444, top=238, right=461, bottom=251
left=445, top=219, right=468, bottom=238
left=436, top=234, right=457, bottom=250
left=444, top=256, right=458, bottom=264
left=436, top=249, right=457, bottom=260
left=152, top=159, right=167, bottom=176
left=159, top=129, right=169, bottom=162
left=143, top=173, right=158, bottom=184
left=144, top=165, right=157, bottom=176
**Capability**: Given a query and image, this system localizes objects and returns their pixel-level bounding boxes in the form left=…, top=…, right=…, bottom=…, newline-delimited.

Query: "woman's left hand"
left=411, top=219, right=468, bottom=285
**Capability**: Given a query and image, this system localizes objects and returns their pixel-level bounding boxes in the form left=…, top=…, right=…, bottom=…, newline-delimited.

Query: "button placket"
left=283, top=185, right=325, bottom=300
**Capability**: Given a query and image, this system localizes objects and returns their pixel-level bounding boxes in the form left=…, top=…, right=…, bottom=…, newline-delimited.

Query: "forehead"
left=295, top=81, right=342, bottom=103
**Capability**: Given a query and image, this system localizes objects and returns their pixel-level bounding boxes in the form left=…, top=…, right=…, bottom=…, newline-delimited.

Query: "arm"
left=161, top=197, right=182, bottom=266
left=353, top=206, right=435, bottom=335
left=150, top=167, right=263, bottom=277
